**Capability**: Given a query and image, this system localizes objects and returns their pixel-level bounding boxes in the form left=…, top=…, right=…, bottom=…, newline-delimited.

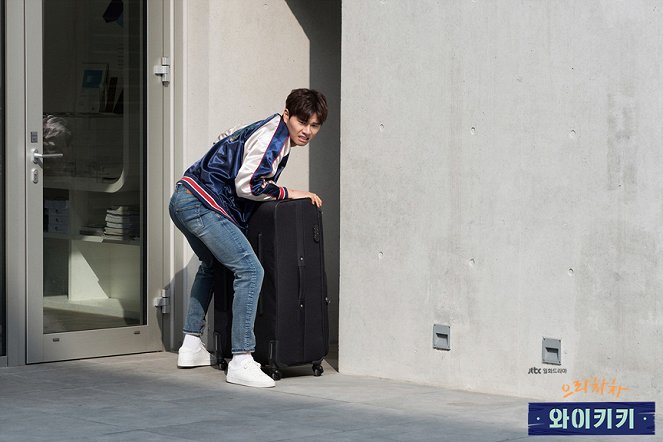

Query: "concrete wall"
left=173, top=0, right=341, bottom=347
left=340, top=0, right=663, bottom=403
left=183, top=0, right=309, bottom=183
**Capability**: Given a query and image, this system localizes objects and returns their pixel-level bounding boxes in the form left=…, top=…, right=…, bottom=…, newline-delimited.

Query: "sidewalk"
left=0, top=352, right=657, bottom=441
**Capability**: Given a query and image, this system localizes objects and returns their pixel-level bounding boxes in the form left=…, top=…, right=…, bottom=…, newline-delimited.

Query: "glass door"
left=25, top=0, right=164, bottom=363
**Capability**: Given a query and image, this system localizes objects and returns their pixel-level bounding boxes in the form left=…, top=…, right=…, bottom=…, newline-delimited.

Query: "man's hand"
left=288, top=189, right=322, bottom=207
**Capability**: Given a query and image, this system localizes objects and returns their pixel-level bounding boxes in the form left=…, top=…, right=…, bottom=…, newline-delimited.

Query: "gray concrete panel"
left=339, top=0, right=663, bottom=403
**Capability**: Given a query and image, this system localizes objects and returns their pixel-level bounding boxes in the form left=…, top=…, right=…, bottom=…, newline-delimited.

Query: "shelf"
left=45, top=112, right=122, bottom=119
left=44, top=173, right=128, bottom=193
left=44, top=232, right=140, bottom=246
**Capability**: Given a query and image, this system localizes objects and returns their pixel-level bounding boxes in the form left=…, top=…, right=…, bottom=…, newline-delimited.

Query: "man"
left=169, top=89, right=327, bottom=388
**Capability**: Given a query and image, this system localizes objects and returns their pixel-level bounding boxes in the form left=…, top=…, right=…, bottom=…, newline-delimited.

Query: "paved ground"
left=0, top=352, right=659, bottom=441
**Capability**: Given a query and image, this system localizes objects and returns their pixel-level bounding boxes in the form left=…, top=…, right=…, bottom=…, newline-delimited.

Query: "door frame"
left=6, top=0, right=28, bottom=367
left=0, top=0, right=7, bottom=369
left=5, top=0, right=169, bottom=365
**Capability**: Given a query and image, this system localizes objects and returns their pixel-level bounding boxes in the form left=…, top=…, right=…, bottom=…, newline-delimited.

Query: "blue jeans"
left=169, top=185, right=264, bottom=353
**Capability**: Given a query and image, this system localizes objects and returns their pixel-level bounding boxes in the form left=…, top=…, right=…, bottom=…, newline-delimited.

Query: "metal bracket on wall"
left=153, top=57, right=170, bottom=84
left=153, top=288, right=170, bottom=314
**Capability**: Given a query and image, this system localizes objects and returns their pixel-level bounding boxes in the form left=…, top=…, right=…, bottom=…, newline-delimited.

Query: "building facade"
left=2, top=0, right=662, bottom=407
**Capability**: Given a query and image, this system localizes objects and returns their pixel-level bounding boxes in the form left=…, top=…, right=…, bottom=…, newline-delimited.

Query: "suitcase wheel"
left=312, top=364, right=324, bottom=377
left=270, top=369, right=282, bottom=381
left=213, top=358, right=228, bottom=372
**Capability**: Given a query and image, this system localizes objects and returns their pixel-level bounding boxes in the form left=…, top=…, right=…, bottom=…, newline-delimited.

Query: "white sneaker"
left=177, top=341, right=212, bottom=368
left=226, top=360, right=276, bottom=388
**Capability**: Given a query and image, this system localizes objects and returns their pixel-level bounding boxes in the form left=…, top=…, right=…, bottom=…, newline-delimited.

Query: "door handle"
left=32, top=148, right=63, bottom=164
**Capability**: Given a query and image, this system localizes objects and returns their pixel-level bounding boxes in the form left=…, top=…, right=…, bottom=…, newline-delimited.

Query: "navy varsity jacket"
left=177, top=113, right=291, bottom=231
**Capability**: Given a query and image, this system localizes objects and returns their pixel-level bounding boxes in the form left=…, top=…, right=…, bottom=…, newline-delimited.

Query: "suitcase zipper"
left=296, top=202, right=307, bottom=362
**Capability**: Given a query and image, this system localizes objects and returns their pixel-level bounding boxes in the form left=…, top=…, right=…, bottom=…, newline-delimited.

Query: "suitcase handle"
left=298, top=263, right=305, bottom=308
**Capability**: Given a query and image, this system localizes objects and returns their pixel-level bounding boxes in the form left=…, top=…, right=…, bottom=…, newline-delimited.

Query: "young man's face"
left=283, top=110, right=322, bottom=146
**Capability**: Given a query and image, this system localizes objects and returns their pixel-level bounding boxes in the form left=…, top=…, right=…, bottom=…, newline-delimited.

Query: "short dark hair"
left=285, top=89, right=328, bottom=124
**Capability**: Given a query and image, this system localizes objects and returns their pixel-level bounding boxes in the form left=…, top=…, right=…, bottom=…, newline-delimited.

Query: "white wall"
left=185, top=0, right=309, bottom=190
left=173, top=0, right=340, bottom=347
left=340, top=0, right=663, bottom=403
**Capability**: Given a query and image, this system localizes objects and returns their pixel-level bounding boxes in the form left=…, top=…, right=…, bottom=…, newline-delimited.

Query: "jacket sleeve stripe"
left=235, top=115, right=289, bottom=201
left=249, top=139, right=287, bottom=198
left=249, top=128, right=281, bottom=196
left=248, top=124, right=288, bottom=197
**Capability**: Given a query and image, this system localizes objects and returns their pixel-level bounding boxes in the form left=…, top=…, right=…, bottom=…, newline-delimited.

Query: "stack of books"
left=104, top=206, right=139, bottom=240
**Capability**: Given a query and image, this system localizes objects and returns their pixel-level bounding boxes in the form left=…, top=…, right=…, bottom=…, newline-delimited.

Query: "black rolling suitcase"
left=213, top=198, right=330, bottom=380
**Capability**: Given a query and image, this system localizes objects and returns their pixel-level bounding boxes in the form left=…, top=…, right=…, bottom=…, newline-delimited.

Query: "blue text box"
left=528, top=402, right=655, bottom=436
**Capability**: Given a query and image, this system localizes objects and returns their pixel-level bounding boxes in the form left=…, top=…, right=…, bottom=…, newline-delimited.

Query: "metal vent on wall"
left=433, top=324, right=450, bottom=351
left=542, top=337, right=561, bottom=365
